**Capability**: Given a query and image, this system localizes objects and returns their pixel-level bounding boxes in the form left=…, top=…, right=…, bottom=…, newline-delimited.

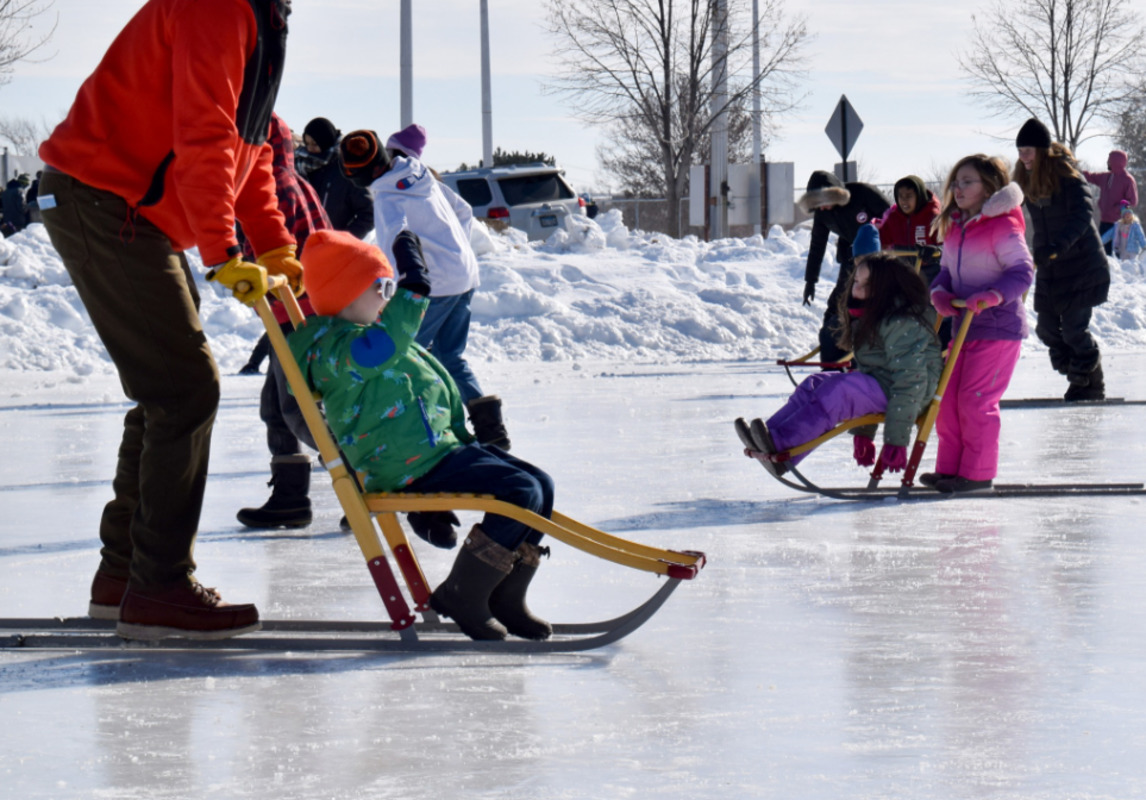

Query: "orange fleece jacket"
left=39, top=0, right=293, bottom=266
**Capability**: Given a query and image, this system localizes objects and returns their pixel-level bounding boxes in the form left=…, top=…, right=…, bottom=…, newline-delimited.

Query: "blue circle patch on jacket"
left=350, top=328, right=397, bottom=368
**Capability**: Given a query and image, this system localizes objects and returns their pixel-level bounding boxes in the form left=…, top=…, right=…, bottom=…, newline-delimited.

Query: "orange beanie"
left=301, top=229, right=395, bottom=316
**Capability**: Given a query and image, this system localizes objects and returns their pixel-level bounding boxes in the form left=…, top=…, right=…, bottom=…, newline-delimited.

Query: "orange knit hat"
left=301, top=229, right=395, bottom=316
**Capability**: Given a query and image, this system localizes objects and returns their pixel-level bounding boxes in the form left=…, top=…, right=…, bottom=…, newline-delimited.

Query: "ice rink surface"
left=2, top=354, right=1146, bottom=799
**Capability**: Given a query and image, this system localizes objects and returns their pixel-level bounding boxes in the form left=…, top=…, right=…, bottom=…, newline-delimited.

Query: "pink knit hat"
left=386, top=124, right=427, bottom=159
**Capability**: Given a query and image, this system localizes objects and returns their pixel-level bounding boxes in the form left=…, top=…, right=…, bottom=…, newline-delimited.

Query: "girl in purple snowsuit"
left=736, top=254, right=942, bottom=477
left=924, top=155, right=1035, bottom=493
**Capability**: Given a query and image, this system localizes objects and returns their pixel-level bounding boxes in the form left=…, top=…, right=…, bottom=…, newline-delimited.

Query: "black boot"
left=489, top=541, right=552, bottom=640
left=467, top=395, right=511, bottom=450
left=429, top=526, right=514, bottom=640
left=236, top=455, right=313, bottom=529
left=1066, top=359, right=1105, bottom=401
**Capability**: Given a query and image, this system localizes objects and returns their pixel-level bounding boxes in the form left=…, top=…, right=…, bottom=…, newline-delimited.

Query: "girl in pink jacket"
left=923, top=155, right=1035, bottom=493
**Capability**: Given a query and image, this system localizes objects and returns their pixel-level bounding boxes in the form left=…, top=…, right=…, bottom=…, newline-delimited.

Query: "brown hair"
left=835, top=255, right=934, bottom=352
left=932, top=154, right=1011, bottom=241
left=1013, top=141, right=1081, bottom=202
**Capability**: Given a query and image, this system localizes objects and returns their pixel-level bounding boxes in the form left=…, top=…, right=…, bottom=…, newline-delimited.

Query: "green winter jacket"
left=851, top=307, right=942, bottom=446
left=287, top=289, right=474, bottom=492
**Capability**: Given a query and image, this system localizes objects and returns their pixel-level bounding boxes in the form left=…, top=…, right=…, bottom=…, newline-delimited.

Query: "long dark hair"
left=836, top=255, right=933, bottom=352
left=1013, top=141, right=1082, bottom=202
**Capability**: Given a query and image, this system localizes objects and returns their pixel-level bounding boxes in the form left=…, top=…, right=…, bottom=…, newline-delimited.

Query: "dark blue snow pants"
left=401, top=443, right=555, bottom=550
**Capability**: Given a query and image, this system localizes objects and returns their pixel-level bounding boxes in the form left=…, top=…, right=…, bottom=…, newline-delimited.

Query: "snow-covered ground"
left=5, top=209, right=1146, bottom=375
left=2, top=214, right=1146, bottom=798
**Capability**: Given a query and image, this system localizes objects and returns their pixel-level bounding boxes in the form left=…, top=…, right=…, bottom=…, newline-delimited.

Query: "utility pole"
left=750, top=0, right=762, bottom=236
left=400, top=0, right=413, bottom=127
left=709, top=0, right=729, bottom=240
left=481, top=0, right=493, bottom=167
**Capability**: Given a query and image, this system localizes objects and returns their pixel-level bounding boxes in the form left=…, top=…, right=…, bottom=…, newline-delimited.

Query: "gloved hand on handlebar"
left=206, top=257, right=269, bottom=306
left=257, top=244, right=304, bottom=296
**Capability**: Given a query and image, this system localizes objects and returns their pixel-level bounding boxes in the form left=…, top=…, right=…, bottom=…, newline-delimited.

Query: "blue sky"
left=4, top=0, right=1140, bottom=197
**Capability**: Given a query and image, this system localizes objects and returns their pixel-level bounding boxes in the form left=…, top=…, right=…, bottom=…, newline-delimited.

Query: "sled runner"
left=748, top=303, right=1146, bottom=501
left=777, top=248, right=940, bottom=386
left=1000, top=397, right=1146, bottom=409
left=237, top=278, right=702, bottom=652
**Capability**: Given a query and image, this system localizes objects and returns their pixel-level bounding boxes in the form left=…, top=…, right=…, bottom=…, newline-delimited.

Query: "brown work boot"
left=117, top=578, right=261, bottom=641
left=89, top=570, right=129, bottom=620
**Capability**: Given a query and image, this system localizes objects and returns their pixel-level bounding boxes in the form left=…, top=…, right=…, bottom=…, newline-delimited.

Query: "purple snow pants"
left=935, top=338, right=1021, bottom=481
left=767, top=372, right=888, bottom=465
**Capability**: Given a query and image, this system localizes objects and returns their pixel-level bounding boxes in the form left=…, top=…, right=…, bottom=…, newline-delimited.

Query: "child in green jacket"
left=289, top=229, right=554, bottom=641
left=736, top=253, right=942, bottom=476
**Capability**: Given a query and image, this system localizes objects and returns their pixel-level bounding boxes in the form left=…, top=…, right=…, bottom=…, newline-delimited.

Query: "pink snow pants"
left=767, top=371, right=887, bottom=466
left=935, top=338, right=1022, bottom=481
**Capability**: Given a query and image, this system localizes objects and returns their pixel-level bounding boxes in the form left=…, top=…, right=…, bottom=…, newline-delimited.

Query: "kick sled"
left=747, top=302, right=1146, bottom=502
left=1, top=277, right=704, bottom=654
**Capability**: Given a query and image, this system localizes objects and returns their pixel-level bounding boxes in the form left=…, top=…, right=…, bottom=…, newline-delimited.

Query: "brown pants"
left=39, top=170, right=220, bottom=588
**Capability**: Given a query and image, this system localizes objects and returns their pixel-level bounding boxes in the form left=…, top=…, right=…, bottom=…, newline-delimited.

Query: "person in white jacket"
left=337, top=126, right=510, bottom=453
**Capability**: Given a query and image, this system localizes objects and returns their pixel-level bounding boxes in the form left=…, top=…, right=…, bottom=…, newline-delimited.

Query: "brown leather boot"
left=117, top=578, right=260, bottom=641
left=89, top=570, right=129, bottom=620
left=429, top=525, right=515, bottom=640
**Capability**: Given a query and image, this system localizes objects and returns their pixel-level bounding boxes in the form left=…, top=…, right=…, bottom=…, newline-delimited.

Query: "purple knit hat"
left=386, top=124, right=427, bottom=159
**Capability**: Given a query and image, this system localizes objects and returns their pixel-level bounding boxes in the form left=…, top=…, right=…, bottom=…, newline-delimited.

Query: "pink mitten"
left=853, top=435, right=876, bottom=467
left=879, top=444, right=908, bottom=473
left=930, top=290, right=958, bottom=318
left=966, top=289, right=1003, bottom=314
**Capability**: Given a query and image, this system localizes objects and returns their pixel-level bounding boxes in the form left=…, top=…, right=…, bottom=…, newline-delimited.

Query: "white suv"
left=440, top=163, right=587, bottom=240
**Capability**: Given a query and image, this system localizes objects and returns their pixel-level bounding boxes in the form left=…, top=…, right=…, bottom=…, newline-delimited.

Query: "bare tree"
left=0, top=0, right=55, bottom=90
left=1113, top=78, right=1146, bottom=171
left=545, top=0, right=808, bottom=237
left=0, top=113, right=53, bottom=153
left=598, top=81, right=756, bottom=197
left=959, top=0, right=1145, bottom=150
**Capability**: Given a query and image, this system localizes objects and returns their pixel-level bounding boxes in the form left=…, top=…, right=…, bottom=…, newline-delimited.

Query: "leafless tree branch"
left=545, top=0, right=808, bottom=236
left=958, top=0, right=1145, bottom=149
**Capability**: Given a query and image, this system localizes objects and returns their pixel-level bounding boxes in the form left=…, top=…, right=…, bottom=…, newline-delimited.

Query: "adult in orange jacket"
left=37, top=0, right=300, bottom=641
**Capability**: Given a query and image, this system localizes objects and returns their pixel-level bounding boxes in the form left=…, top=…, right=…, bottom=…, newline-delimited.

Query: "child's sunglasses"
left=375, top=277, right=397, bottom=300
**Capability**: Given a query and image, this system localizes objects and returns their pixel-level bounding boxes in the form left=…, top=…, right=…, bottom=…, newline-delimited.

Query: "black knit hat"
left=304, top=117, right=341, bottom=152
left=1016, top=118, right=1052, bottom=149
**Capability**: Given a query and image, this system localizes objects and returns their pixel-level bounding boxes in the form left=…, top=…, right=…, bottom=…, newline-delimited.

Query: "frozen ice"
left=2, top=220, right=1146, bottom=798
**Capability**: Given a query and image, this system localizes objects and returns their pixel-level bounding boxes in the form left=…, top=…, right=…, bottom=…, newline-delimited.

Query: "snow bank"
left=2, top=214, right=1145, bottom=378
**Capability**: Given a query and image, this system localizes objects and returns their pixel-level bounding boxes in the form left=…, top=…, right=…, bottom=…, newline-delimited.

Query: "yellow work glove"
left=257, top=243, right=304, bottom=296
left=206, top=257, right=269, bottom=307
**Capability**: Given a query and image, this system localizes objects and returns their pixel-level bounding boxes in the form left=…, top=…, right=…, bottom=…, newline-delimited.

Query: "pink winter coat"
left=931, top=183, right=1035, bottom=342
left=1084, top=150, right=1139, bottom=223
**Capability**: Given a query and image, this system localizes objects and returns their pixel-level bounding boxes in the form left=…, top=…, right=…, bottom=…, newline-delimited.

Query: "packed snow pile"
left=2, top=210, right=1146, bottom=376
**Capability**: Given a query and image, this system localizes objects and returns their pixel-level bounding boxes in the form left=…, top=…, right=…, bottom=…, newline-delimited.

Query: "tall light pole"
left=400, top=0, right=413, bottom=127
left=750, top=0, right=762, bottom=236
left=480, top=0, right=493, bottom=167
left=709, top=0, right=730, bottom=240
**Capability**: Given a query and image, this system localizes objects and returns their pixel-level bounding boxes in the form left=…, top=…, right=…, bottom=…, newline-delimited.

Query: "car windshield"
left=497, top=173, right=574, bottom=206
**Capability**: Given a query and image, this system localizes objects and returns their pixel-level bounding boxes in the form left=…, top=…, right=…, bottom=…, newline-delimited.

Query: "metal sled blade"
left=0, top=578, right=682, bottom=653
left=1000, top=397, right=1146, bottom=409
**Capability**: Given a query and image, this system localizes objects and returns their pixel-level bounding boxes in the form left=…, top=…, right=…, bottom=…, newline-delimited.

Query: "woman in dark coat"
left=798, top=170, right=891, bottom=363
left=1014, top=118, right=1110, bottom=401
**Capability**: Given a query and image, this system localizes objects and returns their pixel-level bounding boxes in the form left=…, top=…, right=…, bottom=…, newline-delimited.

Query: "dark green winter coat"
left=851, top=307, right=942, bottom=446
left=1024, top=173, right=1110, bottom=314
left=287, top=289, right=473, bottom=492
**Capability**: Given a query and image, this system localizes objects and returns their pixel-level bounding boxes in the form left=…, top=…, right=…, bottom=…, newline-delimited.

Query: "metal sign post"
left=824, top=95, right=863, bottom=182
